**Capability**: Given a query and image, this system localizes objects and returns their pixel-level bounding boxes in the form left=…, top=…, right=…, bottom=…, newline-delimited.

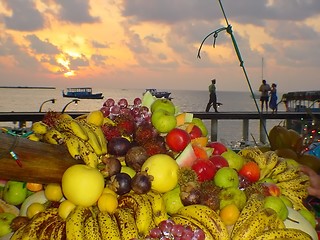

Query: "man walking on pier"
left=205, top=79, right=219, bottom=112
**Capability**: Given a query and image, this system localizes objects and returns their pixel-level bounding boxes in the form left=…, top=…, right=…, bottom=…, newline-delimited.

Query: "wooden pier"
left=0, top=111, right=319, bottom=144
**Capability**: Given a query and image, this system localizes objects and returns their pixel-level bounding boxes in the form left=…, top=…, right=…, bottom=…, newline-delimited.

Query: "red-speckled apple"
left=207, top=141, right=227, bottom=155
left=62, top=164, right=105, bottom=207
left=189, top=125, right=202, bottom=139
left=151, top=109, right=177, bottom=133
left=166, top=128, right=191, bottom=152
left=209, top=155, right=229, bottom=170
left=213, top=167, right=239, bottom=188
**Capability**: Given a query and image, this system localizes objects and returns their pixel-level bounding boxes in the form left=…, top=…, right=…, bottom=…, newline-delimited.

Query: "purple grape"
left=100, top=106, right=110, bottom=117
left=110, top=105, right=120, bottom=115
left=171, top=224, right=184, bottom=237
left=192, top=229, right=205, bottom=240
left=103, top=98, right=115, bottom=107
left=149, top=227, right=162, bottom=238
left=118, top=98, right=128, bottom=108
left=130, top=106, right=140, bottom=117
left=119, top=108, right=131, bottom=116
left=133, top=97, right=142, bottom=106
left=159, top=220, right=174, bottom=236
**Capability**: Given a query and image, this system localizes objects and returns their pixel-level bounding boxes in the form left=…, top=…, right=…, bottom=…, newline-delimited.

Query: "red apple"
left=209, top=155, right=229, bottom=170
left=207, top=141, right=227, bottom=155
left=263, top=183, right=281, bottom=196
left=166, top=128, right=191, bottom=152
left=189, top=125, right=202, bottom=139
left=238, top=161, right=260, bottom=183
left=191, top=158, right=217, bottom=182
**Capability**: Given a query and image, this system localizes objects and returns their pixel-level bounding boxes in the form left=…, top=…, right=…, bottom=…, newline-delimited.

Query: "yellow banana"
left=65, top=205, right=92, bottom=240
left=31, top=121, right=49, bottom=134
left=27, top=133, right=42, bottom=142
left=83, top=121, right=108, bottom=155
left=280, top=187, right=309, bottom=211
left=276, top=174, right=310, bottom=191
left=267, top=213, right=285, bottom=230
left=238, top=146, right=267, bottom=169
left=38, top=214, right=61, bottom=239
left=78, top=121, right=103, bottom=156
left=20, top=207, right=59, bottom=240
left=62, top=132, right=81, bottom=160
left=77, top=137, right=99, bottom=167
left=144, top=190, right=168, bottom=225
left=98, top=211, right=121, bottom=240
left=170, top=214, right=214, bottom=240
left=118, top=192, right=153, bottom=237
left=10, top=225, right=28, bottom=240
left=231, top=193, right=265, bottom=238
left=255, top=228, right=312, bottom=240
left=177, top=204, right=229, bottom=240
left=232, top=208, right=278, bottom=240
left=56, top=118, right=88, bottom=141
left=50, top=220, right=66, bottom=240
left=273, top=167, right=300, bottom=182
left=114, top=207, right=139, bottom=240
left=266, top=158, right=288, bottom=178
left=43, top=128, right=64, bottom=145
left=84, top=214, right=102, bottom=240
left=260, top=151, right=279, bottom=179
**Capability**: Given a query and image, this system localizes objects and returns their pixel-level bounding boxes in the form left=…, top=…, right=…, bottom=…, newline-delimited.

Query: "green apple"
left=299, top=209, right=317, bottom=228
left=221, top=148, right=245, bottom=171
left=191, top=118, right=208, bottom=137
left=162, top=186, right=184, bottom=215
left=219, top=187, right=247, bottom=210
left=141, top=154, right=179, bottom=193
left=62, top=164, right=105, bottom=207
left=3, top=181, right=28, bottom=206
left=151, top=109, right=177, bottom=133
left=151, top=99, right=175, bottom=115
left=279, top=195, right=293, bottom=208
left=263, top=196, right=288, bottom=221
left=213, top=167, right=239, bottom=188
left=0, top=212, right=16, bottom=237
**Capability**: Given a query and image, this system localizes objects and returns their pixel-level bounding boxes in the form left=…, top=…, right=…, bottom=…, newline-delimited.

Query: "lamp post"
left=39, top=98, right=56, bottom=112
left=62, top=99, right=80, bottom=113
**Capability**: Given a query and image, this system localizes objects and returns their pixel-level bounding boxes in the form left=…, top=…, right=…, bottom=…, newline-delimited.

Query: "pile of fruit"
left=0, top=91, right=319, bottom=240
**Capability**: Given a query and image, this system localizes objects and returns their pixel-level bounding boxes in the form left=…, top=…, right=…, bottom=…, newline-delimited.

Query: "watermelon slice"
left=175, top=143, right=197, bottom=167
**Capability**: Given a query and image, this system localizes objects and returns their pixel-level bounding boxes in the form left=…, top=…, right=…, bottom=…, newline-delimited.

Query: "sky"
left=0, top=0, right=319, bottom=92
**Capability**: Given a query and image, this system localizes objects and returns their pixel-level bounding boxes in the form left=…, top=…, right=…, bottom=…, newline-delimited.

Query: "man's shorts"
left=260, top=96, right=269, bottom=102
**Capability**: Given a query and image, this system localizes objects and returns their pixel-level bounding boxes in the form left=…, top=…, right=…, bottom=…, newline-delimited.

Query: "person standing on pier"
left=259, top=79, right=271, bottom=112
left=205, top=79, right=219, bottom=112
left=269, top=83, right=278, bottom=113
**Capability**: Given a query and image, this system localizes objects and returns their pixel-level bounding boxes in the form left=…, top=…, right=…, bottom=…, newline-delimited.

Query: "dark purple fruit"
left=125, top=146, right=149, bottom=172
left=108, top=172, right=132, bottom=195
left=107, top=137, right=131, bottom=156
left=131, top=171, right=153, bottom=194
left=98, top=157, right=122, bottom=178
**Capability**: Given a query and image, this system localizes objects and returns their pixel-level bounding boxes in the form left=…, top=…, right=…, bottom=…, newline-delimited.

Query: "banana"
left=232, top=208, right=278, bottom=240
left=65, top=205, right=92, bottom=240
left=144, top=190, right=168, bottom=225
left=118, top=192, right=153, bottom=237
left=83, top=121, right=108, bottom=155
left=62, top=132, right=81, bottom=160
left=177, top=204, right=229, bottom=240
left=31, top=121, right=49, bottom=135
left=77, top=137, right=99, bottom=167
left=43, top=128, right=64, bottom=145
left=273, top=167, right=300, bottom=182
left=255, top=228, right=312, bottom=240
left=266, top=158, right=288, bottom=178
left=98, top=211, right=121, bottom=240
left=50, top=220, right=66, bottom=240
left=280, top=187, right=309, bottom=211
left=238, top=146, right=267, bottom=169
left=20, top=207, right=59, bottom=240
left=276, top=174, right=310, bottom=191
left=27, top=133, right=42, bottom=142
left=259, top=151, right=279, bottom=179
left=84, top=214, right=102, bottom=240
left=114, top=207, right=139, bottom=240
left=77, top=121, right=103, bottom=156
left=231, top=193, right=265, bottom=238
left=55, top=118, right=88, bottom=141
left=10, top=225, right=28, bottom=240
left=38, top=214, right=62, bottom=240
left=170, top=214, right=215, bottom=240
left=267, top=213, right=285, bottom=230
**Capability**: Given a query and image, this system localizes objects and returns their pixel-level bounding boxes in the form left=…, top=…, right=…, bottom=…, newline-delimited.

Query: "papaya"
left=275, top=148, right=299, bottom=160
left=296, top=154, right=320, bottom=174
left=268, top=125, right=291, bottom=150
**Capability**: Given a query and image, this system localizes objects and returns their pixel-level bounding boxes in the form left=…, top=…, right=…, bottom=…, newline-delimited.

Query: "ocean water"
left=0, top=88, right=286, bottom=145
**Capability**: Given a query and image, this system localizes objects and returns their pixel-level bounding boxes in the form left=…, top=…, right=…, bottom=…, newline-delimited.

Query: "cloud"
left=2, top=0, right=45, bottom=31
left=55, top=0, right=100, bottom=24
left=25, top=35, right=60, bottom=54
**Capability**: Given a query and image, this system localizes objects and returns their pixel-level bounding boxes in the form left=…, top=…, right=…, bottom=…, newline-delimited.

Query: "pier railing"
left=0, top=111, right=319, bottom=144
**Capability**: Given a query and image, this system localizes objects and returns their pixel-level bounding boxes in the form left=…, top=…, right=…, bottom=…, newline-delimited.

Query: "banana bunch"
left=238, top=146, right=310, bottom=211
left=171, top=204, right=230, bottom=240
left=10, top=207, right=66, bottom=240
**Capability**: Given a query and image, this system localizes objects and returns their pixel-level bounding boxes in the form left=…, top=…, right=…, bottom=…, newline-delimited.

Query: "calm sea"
left=0, top=88, right=286, bottom=146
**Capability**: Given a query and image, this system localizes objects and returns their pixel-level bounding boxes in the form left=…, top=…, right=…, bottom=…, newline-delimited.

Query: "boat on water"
left=144, top=89, right=171, bottom=99
left=280, top=91, right=320, bottom=112
left=62, top=87, right=104, bottom=99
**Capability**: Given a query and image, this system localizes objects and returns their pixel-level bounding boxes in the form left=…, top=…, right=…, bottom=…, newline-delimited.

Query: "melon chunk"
left=175, top=143, right=197, bottom=167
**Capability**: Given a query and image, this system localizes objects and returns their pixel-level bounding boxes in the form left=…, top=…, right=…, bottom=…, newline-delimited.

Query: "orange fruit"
left=219, top=203, right=240, bottom=226
left=97, top=193, right=118, bottom=213
left=26, top=182, right=43, bottom=192
left=191, top=137, right=208, bottom=147
left=192, top=144, right=208, bottom=159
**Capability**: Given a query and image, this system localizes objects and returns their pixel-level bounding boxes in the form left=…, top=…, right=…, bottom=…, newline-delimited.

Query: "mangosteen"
left=108, top=172, right=132, bottom=195
left=98, top=157, right=122, bottom=178
left=107, top=137, right=131, bottom=156
left=131, top=171, right=153, bottom=194
left=125, top=146, right=149, bottom=172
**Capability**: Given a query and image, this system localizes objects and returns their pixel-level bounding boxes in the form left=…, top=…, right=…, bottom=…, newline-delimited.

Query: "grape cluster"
left=101, top=97, right=151, bottom=125
left=144, top=220, right=205, bottom=240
